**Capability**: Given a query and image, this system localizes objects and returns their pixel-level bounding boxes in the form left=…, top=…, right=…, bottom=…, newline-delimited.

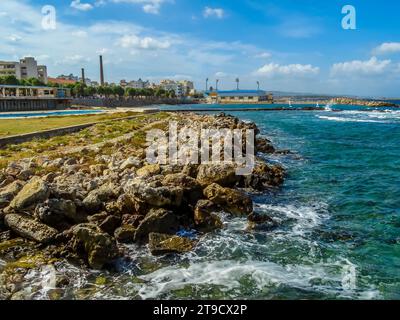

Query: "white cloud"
left=215, top=72, right=228, bottom=77
left=72, top=30, right=88, bottom=37
left=373, top=42, right=400, bottom=55
left=118, top=34, right=171, bottom=49
left=111, top=0, right=167, bottom=14
left=203, top=7, right=224, bottom=19
left=255, top=52, right=271, bottom=59
left=70, top=0, right=94, bottom=11
left=6, top=34, right=22, bottom=42
left=255, top=62, right=320, bottom=77
left=330, top=57, right=391, bottom=76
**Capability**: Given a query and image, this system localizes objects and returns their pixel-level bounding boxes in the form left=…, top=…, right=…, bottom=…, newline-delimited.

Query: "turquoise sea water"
left=2, top=104, right=400, bottom=300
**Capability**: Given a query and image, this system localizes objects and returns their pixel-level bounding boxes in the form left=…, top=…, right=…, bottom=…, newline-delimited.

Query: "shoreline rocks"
left=0, top=112, right=286, bottom=272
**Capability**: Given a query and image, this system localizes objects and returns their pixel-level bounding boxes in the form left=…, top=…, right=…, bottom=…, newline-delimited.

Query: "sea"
left=2, top=103, right=400, bottom=300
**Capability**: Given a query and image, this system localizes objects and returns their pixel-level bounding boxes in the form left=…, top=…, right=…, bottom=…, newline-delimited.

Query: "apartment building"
left=0, top=57, right=48, bottom=84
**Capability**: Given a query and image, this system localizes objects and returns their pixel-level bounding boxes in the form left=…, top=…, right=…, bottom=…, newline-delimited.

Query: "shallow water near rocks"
left=1, top=104, right=400, bottom=300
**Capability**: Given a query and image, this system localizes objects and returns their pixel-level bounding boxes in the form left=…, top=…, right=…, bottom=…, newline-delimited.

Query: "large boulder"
left=82, top=183, right=120, bottom=213
left=255, top=137, right=275, bottom=154
left=203, top=183, right=253, bottom=216
left=120, top=157, right=141, bottom=171
left=0, top=180, right=25, bottom=208
left=136, top=164, right=161, bottom=177
left=34, top=198, right=78, bottom=229
left=148, top=233, right=195, bottom=255
left=247, top=212, right=278, bottom=232
left=4, top=213, right=58, bottom=243
left=71, top=223, right=118, bottom=269
left=194, top=200, right=223, bottom=232
left=9, top=177, right=50, bottom=211
left=114, top=224, right=136, bottom=242
left=242, top=162, right=285, bottom=190
left=125, top=178, right=183, bottom=208
left=162, top=173, right=203, bottom=204
left=196, top=164, right=239, bottom=187
left=134, top=208, right=179, bottom=243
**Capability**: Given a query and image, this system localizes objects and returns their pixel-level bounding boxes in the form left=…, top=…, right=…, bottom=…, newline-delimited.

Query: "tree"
left=168, top=89, right=176, bottom=98
left=112, top=86, right=125, bottom=98
left=84, top=86, right=97, bottom=97
left=2, top=75, right=20, bottom=85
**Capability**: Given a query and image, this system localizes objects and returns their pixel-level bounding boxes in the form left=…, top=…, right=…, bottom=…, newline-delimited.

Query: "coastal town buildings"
left=120, top=78, right=151, bottom=89
left=0, top=57, right=48, bottom=84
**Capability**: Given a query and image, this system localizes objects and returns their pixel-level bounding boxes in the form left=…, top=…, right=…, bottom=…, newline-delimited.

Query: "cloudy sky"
left=1, top=0, right=400, bottom=97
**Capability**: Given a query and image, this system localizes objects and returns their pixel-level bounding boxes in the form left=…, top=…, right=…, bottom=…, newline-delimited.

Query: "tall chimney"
left=99, top=55, right=104, bottom=86
left=81, top=68, right=85, bottom=84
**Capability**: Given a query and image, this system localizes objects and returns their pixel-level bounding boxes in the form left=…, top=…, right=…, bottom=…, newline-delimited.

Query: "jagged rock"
left=134, top=208, right=179, bottom=242
left=162, top=173, right=203, bottom=203
left=0, top=180, right=25, bottom=208
left=126, top=178, right=183, bottom=208
left=247, top=212, right=277, bottom=231
left=114, top=224, right=136, bottom=242
left=181, top=164, right=199, bottom=178
left=136, top=164, right=161, bottom=177
left=255, top=137, right=275, bottom=154
left=119, top=157, right=141, bottom=170
left=34, top=199, right=79, bottom=228
left=9, top=177, right=50, bottom=211
left=148, top=233, right=195, bottom=255
left=82, top=183, right=120, bottom=213
left=17, top=169, right=34, bottom=181
left=71, top=223, right=118, bottom=269
left=196, top=164, right=239, bottom=187
left=99, top=215, right=121, bottom=235
left=203, top=183, right=253, bottom=216
left=194, top=200, right=223, bottom=232
left=242, top=162, right=285, bottom=190
left=4, top=213, right=58, bottom=243
left=89, top=164, right=107, bottom=177
left=0, top=230, right=12, bottom=242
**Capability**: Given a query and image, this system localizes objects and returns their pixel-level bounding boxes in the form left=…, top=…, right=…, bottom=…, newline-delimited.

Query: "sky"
left=1, top=0, right=400, bottom=97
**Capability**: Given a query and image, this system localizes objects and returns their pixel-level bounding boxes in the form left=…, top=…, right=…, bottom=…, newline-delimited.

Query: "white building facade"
left=0, top=57, right=48, bottom=84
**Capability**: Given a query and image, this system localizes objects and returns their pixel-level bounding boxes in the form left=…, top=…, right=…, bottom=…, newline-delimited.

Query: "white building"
left=122, top=78, right=151, bottom=89
left=160, top=79, right=185, bottom=97
left=0, top=57, right=48, bottom=84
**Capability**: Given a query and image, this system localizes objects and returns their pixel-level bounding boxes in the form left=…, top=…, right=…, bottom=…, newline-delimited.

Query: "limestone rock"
left=134, top=208, right=179, bottom=242
left=4, top=213, right=58, bottom=243
left=0, top=180, right=25, bottom=208
left=71, top=223, right=118, bottom=269
left=82, top=183, right=120, bottom=213
left=242, top=162, right=285, bottom=190
left=194, top=200, right=223, bottom=232
left=203, top=183, right=253, bottom=216
left=126, top=178, right=183, bottom=208
left=10, top=177, right=50, bottom=211
left=148, top=233, right=195, bottom=255
left=119, top=157, right=141, bottom=170
left=196, top=164, right=239, bottom=187
left=136, top=164, right=160, bottom=177
left=114, top=224, right=136, bottom=242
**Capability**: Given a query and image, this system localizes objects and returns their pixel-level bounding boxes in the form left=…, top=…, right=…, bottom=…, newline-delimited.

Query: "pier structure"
left=0, top=85, right=71, bottom=112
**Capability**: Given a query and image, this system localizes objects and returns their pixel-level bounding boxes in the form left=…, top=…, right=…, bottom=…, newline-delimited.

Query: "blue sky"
left=1, top=0, right=400, bottom=97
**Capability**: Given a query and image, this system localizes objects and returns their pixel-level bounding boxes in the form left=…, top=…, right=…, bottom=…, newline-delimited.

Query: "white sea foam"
left=136, top=258, right=380, bottom=300
left=316, top=115, right=388, bottom=123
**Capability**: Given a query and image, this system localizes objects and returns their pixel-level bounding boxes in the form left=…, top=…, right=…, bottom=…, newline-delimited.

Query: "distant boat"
left=288, top=99, right=292, bottom=107
left=316, top=102, right=320, bottom=108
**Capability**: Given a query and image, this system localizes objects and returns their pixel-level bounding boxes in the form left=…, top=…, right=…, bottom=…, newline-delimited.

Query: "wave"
left=316, top=115, right=388, bottom=123
left=136, top=258, right=379, bottom=300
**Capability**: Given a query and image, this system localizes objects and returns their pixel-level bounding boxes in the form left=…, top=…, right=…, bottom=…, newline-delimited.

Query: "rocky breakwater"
left=0, top=112, right=285, bottom=298
left=333, top=97, right=397, bottom=108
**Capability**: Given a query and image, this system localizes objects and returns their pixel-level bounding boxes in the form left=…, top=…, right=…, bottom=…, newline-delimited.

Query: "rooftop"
left=206, top=90, right=269, bottom=97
